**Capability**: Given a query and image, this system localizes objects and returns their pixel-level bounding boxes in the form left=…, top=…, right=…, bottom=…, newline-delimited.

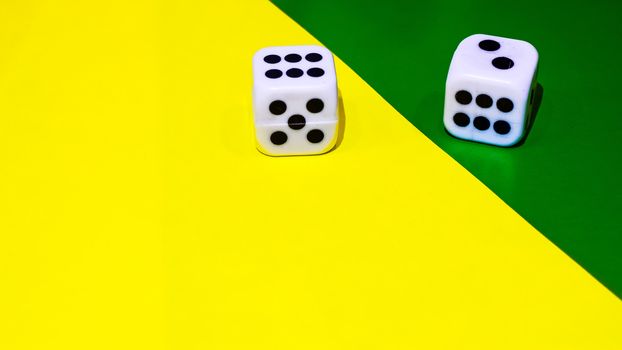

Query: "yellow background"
left=0, top=1, right=620, bottom=349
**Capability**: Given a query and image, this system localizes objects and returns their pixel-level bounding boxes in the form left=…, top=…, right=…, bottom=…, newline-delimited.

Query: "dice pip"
left=252, top=45, right=339, bottom=156
left=444, top=34, right=539, bottom=147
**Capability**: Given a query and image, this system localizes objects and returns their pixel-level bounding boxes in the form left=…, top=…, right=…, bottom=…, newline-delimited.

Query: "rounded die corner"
left=252, top=47, right=275, bottom=64
left=461, top=33, right=488, bottom=43
left=255, top=142, right=280, bottom=157
left=492, top=133, right=525, bottom=148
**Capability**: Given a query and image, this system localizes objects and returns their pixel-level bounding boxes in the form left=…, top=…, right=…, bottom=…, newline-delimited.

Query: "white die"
left=252, top=45, right=339, bottom=156
left=444, top=34, right=539, bottom=147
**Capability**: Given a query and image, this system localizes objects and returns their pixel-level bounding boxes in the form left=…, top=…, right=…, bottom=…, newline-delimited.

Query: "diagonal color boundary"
left=271, top=0, right=622, bottom=298
left=0, top=1, right=620, bottom=349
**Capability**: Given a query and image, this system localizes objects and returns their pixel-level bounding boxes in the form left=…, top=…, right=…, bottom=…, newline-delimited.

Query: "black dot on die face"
left=284, top=53, right=302, bottom=63
left=497, top=98, right=514, bottom=113
left=268, top=100, right=287, bottom=115
left=265, top=69, right=283, bottom=79
left=307, top=68, right=325, bottom=77
left=473, top=116, right=491, bottom=130
left=453, top=113, right=470, bottom=127
left=270, top=131, right=288, bottom=145
left=476, top=94, right=493, bottom=108
left=305, top=53, right=323, bottom=62
left=494, top=120, right=512, bottom=135
left=306, top=98, right=324, bottom=113
left=492, top=56, right=515, bottom=70
left=287, top=114, right=306, bottom=130
left=479, top=39, right=501, bottom=52
left=307, top=129, right=325, bottom=143
left=286, top=68, right=303, bottom=78
left=263, top=54, right=281, bottom=64
left=455, top=90, right=473, bottom=105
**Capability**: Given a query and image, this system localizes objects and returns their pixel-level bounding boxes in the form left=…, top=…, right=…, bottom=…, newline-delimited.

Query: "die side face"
left=444, top=78, right=528, bottom=147
left=252, top=45, right=339, bottom=156
left=444, top=34, right=539, bottom=147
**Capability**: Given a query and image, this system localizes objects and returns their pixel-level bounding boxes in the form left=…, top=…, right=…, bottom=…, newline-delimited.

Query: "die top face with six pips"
left=444, top=34, right=539, bottom=147
left=252, top=45, right=339, bottom=156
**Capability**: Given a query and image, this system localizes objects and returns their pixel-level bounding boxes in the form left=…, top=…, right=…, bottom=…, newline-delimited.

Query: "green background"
left=272, top=0, right=622, bottom=297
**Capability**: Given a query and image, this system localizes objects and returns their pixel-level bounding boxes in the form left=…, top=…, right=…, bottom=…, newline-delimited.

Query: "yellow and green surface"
left=0, top=1, right=620, bottom=349
left=272, top=0, right=622, bottom=298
